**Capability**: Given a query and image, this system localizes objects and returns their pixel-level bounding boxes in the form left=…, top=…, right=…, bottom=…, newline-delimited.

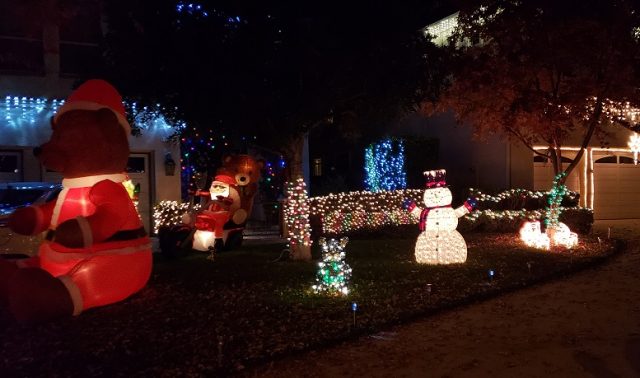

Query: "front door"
left=126, top=153, right=152, bottom=233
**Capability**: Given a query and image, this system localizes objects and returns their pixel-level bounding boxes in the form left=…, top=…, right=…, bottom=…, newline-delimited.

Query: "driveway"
left=250, top=220, right=640, bottom=377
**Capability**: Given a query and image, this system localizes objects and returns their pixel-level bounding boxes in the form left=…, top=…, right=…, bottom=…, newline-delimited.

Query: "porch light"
left=164, top=153, right=176, bottom=175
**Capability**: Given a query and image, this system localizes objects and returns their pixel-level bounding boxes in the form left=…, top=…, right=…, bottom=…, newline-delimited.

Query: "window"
left=126, top=157, right=146, bottom=173
left=533, top=156, right=573, bottom=163
left=0, top=3, right=44, bottom=74
left=619, top=156, right=636, bottom=165
left=595, top=156, right=617, bottom=164
left=0, top=154, right=19, bottom=173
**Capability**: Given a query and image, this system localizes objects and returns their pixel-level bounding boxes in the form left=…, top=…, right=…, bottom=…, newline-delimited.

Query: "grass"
left=0, top=230, right=619, bottom=376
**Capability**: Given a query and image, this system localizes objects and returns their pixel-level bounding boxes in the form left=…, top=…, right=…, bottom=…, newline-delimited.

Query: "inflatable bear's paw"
left=8, top=207, right=38, bottom=235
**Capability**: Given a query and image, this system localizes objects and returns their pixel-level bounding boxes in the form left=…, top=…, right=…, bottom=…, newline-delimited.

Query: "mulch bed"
left=0, top=232, right=619, bottom=377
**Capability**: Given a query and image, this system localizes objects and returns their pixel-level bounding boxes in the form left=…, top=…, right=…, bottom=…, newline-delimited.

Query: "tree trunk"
left=283, top=132, right=312, bottom=261
left=290, top=244, right=311, bottom=261
left=286, top=134, right=305, bottom=181
left=558, top=98, right=603, bottom=184
left=549, top=147, right=560, bottom=176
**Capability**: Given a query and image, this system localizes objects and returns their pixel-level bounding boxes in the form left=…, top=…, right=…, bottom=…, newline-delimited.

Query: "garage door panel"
left=594, top=157, right=640, bottom=219
left=534, top=152, right=640, bottom=219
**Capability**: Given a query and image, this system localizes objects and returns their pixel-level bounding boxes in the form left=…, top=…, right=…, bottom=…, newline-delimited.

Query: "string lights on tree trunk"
left=284, top=178, right=312, bottom=260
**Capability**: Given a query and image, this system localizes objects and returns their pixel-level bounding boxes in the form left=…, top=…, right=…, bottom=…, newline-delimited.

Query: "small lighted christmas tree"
left=545, top=172, right=567, bottom=229
left=312, top=237, right=351, bottom=295
left=535, top=172, right=578, bottom=249
left=284, top=177, right=312, bottom=260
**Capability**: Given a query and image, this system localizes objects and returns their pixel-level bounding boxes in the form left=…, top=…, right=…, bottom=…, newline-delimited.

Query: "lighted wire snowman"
left=407, top=169, right=476, bottom=264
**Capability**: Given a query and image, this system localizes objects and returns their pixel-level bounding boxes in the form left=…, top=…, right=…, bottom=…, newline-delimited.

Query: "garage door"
left=593, top=154, right=640, bottom=219
left=126, top=153, right=152, bottom=234
left=533, top=157, right=580, bottom=193
left=0, top=151, right=22, bottom=182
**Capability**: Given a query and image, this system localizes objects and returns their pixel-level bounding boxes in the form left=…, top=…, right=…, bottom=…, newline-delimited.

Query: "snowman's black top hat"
left=424, top=169, right=446, bottom=188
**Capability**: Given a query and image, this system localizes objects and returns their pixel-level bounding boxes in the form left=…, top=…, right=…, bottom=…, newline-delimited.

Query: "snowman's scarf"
left=419, top=205, right=448, bottom=231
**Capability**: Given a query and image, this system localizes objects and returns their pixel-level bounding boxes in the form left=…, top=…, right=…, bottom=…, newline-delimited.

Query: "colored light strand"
left=284, top=178, right=312, bottom=249
left=545, top=172, right=567, bottom=228
left=309, top=189, right=422, bottom=234
left=469, top=187, right=578, bottom=204
left=310, top=188, right=586, bottom=235
left=153, top=186, right=590, bottom=237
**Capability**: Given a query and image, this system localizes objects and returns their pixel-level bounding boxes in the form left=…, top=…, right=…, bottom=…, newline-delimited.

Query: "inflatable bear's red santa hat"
left=54, top=79, right=131, bottom=135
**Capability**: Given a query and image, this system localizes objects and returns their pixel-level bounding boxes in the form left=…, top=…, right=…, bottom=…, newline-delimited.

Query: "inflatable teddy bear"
left=216, top=154, right=264, bottom=227
left=0, top=79, right=152, bottom=322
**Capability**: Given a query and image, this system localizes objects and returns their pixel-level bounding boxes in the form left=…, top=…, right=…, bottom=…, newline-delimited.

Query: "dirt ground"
left=249, top=220, right=640, bottom=378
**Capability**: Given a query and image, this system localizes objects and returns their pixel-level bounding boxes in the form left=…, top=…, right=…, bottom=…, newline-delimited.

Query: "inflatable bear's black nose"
left=33, top=146, right=42, bottom=157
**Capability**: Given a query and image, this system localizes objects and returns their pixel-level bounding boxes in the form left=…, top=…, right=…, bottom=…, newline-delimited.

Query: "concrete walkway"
left=250, top=220, right=640, bottom=378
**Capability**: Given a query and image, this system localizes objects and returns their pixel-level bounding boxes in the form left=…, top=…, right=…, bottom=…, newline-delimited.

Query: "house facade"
left=418, top=13, right=640, bottom=220
left=400, top=112, right=640, bottom=219
left=0, top=4, right=181, bottom=232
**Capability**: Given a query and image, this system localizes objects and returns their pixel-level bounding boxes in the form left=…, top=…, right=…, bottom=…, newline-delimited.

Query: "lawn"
left=0, top=229, right=619, bottom=376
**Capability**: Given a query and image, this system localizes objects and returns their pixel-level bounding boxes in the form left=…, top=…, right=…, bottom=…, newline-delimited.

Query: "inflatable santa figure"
left=191, top=174, right=240, bottom=252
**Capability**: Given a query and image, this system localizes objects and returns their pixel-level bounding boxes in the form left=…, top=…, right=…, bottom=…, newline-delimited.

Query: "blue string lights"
left=175, top=1, right=244, bottom=29
left=176, top=2, right=208, bottom=17
left=364, top=138, right=407, bottom=192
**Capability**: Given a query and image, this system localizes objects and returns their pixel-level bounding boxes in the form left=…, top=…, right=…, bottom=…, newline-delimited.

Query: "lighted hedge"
left=308, top=189, right=423, bottom=235
left=153, top=201, right=201, bottom=234
left=153, top=188, right=593, bottom=237
left=309, top=188, right=591, bottom=236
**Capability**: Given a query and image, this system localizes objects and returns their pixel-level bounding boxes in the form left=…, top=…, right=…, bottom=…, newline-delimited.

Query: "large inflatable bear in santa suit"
left=0, top=79, right=152, bottom=322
